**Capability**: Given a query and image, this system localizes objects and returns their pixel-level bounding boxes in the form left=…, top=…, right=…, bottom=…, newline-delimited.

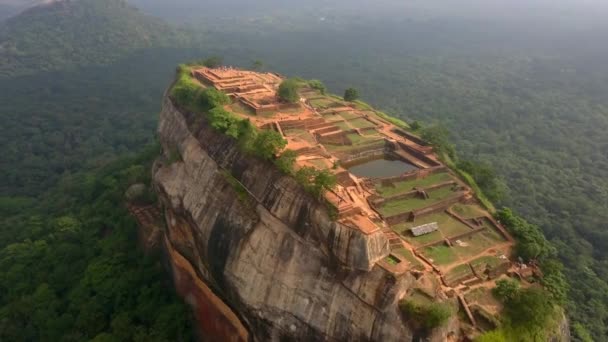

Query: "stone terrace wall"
left=397, top=142, right=441, bottom=167
left=376, top=166, right=447, bottom=186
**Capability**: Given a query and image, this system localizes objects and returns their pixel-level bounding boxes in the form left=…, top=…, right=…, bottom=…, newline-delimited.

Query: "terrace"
left=192, top=66, right=517, bottom=314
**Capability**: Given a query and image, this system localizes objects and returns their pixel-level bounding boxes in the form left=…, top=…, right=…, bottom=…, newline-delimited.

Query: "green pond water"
left=348, top=158, right=417, bottom=178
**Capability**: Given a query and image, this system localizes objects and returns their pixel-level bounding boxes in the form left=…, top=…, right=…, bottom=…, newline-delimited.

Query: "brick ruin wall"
left=279, top=118, right=325, bottom=131
left=317, top=131, right=352, bottom=145
left=381, top=192, right=468, bottom=226
left=397, top=142, right=441, bottom=167
left=410, top=192, right=468, bottom=220
left=334, top=140, right=389, bottom=164
left=336, top=171, right=356, bottom=187
left=391, top=128, right=430, bottom=148
left=376, top=166, right=447, bottom=187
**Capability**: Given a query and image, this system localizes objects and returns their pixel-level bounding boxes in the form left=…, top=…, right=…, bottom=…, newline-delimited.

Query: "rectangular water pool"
left=348, top=158, right=417, bottom=178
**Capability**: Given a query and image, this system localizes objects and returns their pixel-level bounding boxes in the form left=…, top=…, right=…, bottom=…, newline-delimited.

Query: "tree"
left=275, top=150, right=297, bottom=174
left=496, top=208, right=556, bottom=261
left=493, top=279, right=520, bottom=301
left=398, top=300, right=451, bottom=331
left=198, top=88, right=230, bottom=110
left=410, top=120, right=422, bottom=131
left=343, top=87, right=359, bottom=101
left=420, top=124, right=455, bottom=158
left=253, top=130, right=287, bottom=160
left=252, top=60, right=264, bottom=70
left=202, top=56, right=223, bottom=68
left=207, top=107, right=239, bottom=137
left=503, top=287, right=555, bottom=338
left=295, top=167, right=337, bottom=198
left=278, top=79, right=300, bottom=103
left=457, top=160, right=506, bottom=202
left=308, top=80, right=326, bottom=94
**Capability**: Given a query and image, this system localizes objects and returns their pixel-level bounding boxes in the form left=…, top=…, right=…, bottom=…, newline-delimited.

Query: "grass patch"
left=324, top=139, right=385, bottom=153
left=346, top=133, right=381, bottom=146
left=470, top=255, right=503, bottom=270
left=375, top=172, right=452, bottom=197
left=338, top=111, right=361, bottom=120
left=400, top=229, right=444, bottom=247
left=375, top=110, right=410, bottom=130
left=378, top=186, right=458, bottom=216
left=452, top=233, right=494, bottom=259
left=451, top=203, right=486, bottom=219
left=334, top=121, right=352, bottom=131
left=284, top=129, right=317, bottom=144
left=229, top=102, right=255, bottom=116
left=445, top=263, right=474, bottom=283
left=322, top=113, right=345, bottom=122
left=309, top=98, right=337, bottom=109
left=421, top=245, right=457, bottom=265
left=386, top=254, right=401, bottom=265
left=393, top=248, right=424, bottom=269
left=401, top=212, right=471, bottom=238
left=349, top=117, right=376, bottom=129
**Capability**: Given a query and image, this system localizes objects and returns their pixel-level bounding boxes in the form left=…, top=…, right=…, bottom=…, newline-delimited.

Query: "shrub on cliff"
left=343, top=87, right=359, bottom=101
left=493, top=279, right=520, bottom=301
left=208, top=107, right=241, bottom=138
left=171, top=65, right=200, bottom=107
left=275, top=150, right=297, bottom=174
left=398, top=300, right=451, bottom=331
left=308, top=79, right=327, bottom=94
left=501, top=287, right=559, bottom=341
left=198, top=87, right=230, bottom=110
left=496, top=208, right=555, bottom=262
left=295, top=167, right=337, bottom=199
left=253, top=130, right=287, bottom=160
left=278, top=79, right=301, bottom=103
left=201, top=56, right=223, bottom=68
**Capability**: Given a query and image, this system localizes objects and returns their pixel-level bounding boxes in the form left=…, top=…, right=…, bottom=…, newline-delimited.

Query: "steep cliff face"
left=152, top=95, right=435, bottom=341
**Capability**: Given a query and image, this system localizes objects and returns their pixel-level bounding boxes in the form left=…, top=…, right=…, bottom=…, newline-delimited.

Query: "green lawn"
left=479, top=219, right=508, bottom=243
left=393, top=247, right=424, bottom=269
left=445, top=263, right=474, bottom=283
left=378, top=186, right=459, bottom=216
left=400, top=212, right=472, bottom=238
left=229, top=102, right=255, bottom=116
left=470, top=255, right=503, bottom=270
left=309, top=97, right=340, bottom=109
left=421, top=245, right=457, bottom=266
left=386, top=254, right=401, bottom=265
left=464, top=287, right=502, bottom=308
left=480, top=229, right=506, bottom=243
left=284, top=129, right=317, bottom=144
left=322, top=113, right=345, bottom=122
left=338, top=111, right=361, bottom=120
left=324, top=139, right=385, bottom=153
left=346, top=133, right=383, bottom=146
left=349, top=117, right=376, bottom=129
left=451, top=203, right=486, bottom=219
left=376, top=172, right=453, bottom=197
left=334, top=121, right=351, bottom=131
left=399, top=229, right=444, bottom=247
left=452, top=233, right=494, bottom=259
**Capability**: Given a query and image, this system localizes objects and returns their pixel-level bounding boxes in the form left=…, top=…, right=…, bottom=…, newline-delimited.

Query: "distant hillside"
left=0, top=0, right=187, bottom=76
